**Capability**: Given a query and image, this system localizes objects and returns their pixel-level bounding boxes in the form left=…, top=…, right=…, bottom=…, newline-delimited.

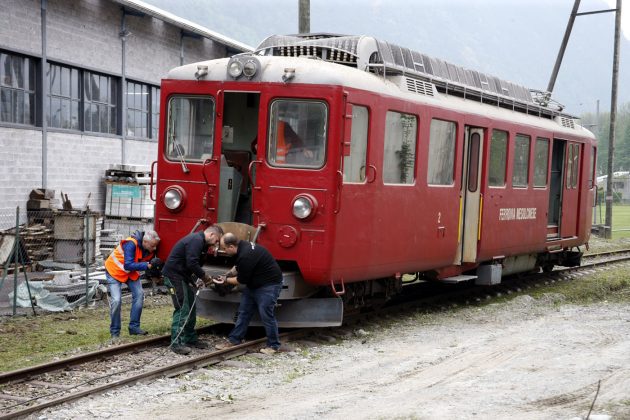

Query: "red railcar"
left=152, top=34, right=596, bottom=327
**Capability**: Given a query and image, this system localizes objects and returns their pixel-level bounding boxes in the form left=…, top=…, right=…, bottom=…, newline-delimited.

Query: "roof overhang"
left=111, top=0, right=254, bottom=54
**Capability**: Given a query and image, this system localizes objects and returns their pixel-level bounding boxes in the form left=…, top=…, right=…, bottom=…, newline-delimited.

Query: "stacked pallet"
left=22, top=224, right=54, bottom=263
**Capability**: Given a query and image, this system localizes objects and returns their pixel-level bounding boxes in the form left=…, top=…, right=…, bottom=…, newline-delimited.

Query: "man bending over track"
left=162, top=225, right=223, bottom=355
left=215, top=232, right=283, bottom=355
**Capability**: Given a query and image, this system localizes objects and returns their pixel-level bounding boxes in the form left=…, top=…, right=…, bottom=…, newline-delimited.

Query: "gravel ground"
left=32, top=294, right=630, bottom=420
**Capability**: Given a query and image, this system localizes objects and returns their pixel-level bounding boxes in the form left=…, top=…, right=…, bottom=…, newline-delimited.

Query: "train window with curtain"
left=47, top=63, right=80, bottom=130
left=343, top=105, right=368, bottom=183
left=427, top=119, right=456, bottom=185
left=533, top=137, right=550, bottom=187
left=165, top=96, right=215, bottom=161
left=0, top=51, right=36, bottom=125
left=489, top=130, right=508, bottom=187
left=512, top=134, right=530, bottom=187
left=383, top=111, right=417, bottom=184
left=84, top=71, right=118, bottom=134
left=268, top=99, right=327, bottom=168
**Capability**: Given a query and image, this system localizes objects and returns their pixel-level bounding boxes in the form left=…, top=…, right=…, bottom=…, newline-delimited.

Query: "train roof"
left=166, top=34, right=595, bottom=140
left=255, top=34, right=566, bottom=116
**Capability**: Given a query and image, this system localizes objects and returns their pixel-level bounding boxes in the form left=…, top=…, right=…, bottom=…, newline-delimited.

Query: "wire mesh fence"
left=0, top=206, right=155, bottom=315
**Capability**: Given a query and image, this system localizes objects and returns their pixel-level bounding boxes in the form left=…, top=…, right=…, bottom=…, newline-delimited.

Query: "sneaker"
left=109, top=335, right=121, bottom=345
left=215, top=340, right=239, bottom=350
left=187, top=340, right=209, bottom=349
left=129, top=329, right=148, bottom=336
left=260, top=347, right=277, bottom=355
left=171, top=344, right=191, bottom=355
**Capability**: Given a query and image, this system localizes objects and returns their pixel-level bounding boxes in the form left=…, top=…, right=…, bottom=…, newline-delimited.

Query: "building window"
left=489, top=130, right=508, bottom=187
left=512, top=134, right=530, bottom=187
left=533, top=137, right=549, bottom=187
left=151, top=86, right=160, bottom=140
left=84, top=71, right=118, bottom=134
left=0, top=51, right=36, bottom=125
left=383, top=111, right=417, bottom=184
left=343, top=105, right=368, bottom=183
left=48, top=63, right=80, bottom=130
left=427, top=119, right=456, bottom=185
left=126, top=81, right=160, bottom=139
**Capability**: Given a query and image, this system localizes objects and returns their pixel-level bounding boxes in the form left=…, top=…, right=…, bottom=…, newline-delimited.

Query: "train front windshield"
left=166, top=96, right=215, bottom=162
left=267, top=99, right=327, bottom=168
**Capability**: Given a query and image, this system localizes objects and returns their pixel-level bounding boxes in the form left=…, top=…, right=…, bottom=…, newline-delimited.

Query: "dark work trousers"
left=163, top=275, right=198, bottom=345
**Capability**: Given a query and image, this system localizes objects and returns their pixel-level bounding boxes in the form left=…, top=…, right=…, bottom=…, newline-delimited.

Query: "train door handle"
left=334, top=170, right=343, bottom=214
left=366, top=164, right=377, bottom=184
left=202, top=158, right=217, bottom=187
left=249, top=160, right=262, bottom=191
left=150, top=160, right=157, bottom=201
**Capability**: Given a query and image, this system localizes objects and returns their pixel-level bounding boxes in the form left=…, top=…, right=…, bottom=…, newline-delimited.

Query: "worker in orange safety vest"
left=104, top=230, right=160, bottom=339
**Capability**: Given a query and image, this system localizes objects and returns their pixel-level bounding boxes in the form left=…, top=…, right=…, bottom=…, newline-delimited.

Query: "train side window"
left=383, top=111, right=417, bottom=184
left=489, top=130, right=508, bottom=187
left=533, top=137, right=550, bottom=187
left=590, top=146, right=596, bottom=189
left=566, top=144, right=574, bottom=189
left=512, top=134, right=530, bottom=187
left=343, top=105, right=368, bottom=183
left=268, top=100, right=327, bottom=168
left=427, top=119, right=456, bottom=185
left=165, top=96, right=215, bottom=162
left=571, top=144, right=580, bottom=188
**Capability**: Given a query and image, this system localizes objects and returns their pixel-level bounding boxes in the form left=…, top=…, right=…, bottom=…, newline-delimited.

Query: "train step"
left=442, top=274, right=478, bottom=284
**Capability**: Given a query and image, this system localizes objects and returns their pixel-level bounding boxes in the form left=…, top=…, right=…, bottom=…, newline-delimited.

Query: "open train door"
left=548, top=139, right=580, bottom=239
left=560, top=141, right=581, bottom=238
left=455, top=126, right=484, bottom=264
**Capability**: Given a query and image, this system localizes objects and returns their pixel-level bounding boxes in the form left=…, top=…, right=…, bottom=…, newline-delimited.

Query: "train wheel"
left=542, top=263, right=554, bottom=273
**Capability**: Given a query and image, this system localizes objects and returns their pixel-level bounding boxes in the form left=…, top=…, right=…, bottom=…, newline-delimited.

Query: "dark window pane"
left=0, top=87, right=11, bottom=121
left=0, top=54, right=9, bottom=87
left=489, top=130, right=508, bottom=187
left=61, top=66, right=70, bottom=96
left=50, top=65, right=61, bottom=95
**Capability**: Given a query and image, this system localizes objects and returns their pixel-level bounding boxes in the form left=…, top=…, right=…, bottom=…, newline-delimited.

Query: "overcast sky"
left=143, top=0, right=628, bottom=115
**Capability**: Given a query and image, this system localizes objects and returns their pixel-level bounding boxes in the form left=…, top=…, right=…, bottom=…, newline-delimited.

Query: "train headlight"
left=292, top=194, right=318, bottom=221
left=243, top=60, right=258, bottom=78
left=163, top=186, right=186, bottom=212
left=227, top=60, right=243, bottom=79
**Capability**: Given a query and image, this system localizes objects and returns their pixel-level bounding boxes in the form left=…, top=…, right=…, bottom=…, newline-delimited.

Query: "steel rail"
left=0, top=330, right=305, bottom=420
left=0, top=325, right=219, bottom=385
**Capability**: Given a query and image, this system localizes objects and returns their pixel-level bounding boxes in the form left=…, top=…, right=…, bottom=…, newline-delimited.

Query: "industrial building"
left=0, top=0, right=252, bottom=222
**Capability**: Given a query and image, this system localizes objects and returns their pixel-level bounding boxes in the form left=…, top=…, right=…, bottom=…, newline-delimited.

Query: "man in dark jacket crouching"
left=162, top=225, right=223, bottom=355
left=215, top=232, right=283, bottom=355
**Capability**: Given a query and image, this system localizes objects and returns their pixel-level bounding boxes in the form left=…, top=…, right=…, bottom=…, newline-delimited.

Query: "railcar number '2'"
left=151, top=34, right=596, bottom=327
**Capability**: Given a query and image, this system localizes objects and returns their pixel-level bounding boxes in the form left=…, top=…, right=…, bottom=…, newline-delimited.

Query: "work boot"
left=129, top=328, right=148, bottom=335
left=215, top=340, right=239, bottom=350
left=187, top=340, right=209, bottom=349
left=171, top=344, right=191, bottom=355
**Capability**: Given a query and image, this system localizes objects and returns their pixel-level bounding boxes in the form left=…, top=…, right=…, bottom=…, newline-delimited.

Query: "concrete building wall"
left=0, top=0, right=236, bottom=219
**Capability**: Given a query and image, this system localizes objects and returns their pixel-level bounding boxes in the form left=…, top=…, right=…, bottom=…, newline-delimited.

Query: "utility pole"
left=605, top=0, right=622, bottom=239
left=547, top=0, right=581, bottom=93
left=299, top=0, right=310, bottom=34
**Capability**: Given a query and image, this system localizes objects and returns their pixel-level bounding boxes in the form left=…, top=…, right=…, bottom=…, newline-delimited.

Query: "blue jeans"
left=106, top=272, right=144, bottom=336
left=228, top=282, right=282, bottom=349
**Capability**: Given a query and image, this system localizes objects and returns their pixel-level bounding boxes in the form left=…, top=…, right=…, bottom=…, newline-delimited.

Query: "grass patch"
left=529, top=267, right=630, bottom=304
left=0, top=296, right=211, bottom=372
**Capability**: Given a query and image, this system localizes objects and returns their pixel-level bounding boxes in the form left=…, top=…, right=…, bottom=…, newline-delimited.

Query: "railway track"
left=2, top=247, right=629, bottom=419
